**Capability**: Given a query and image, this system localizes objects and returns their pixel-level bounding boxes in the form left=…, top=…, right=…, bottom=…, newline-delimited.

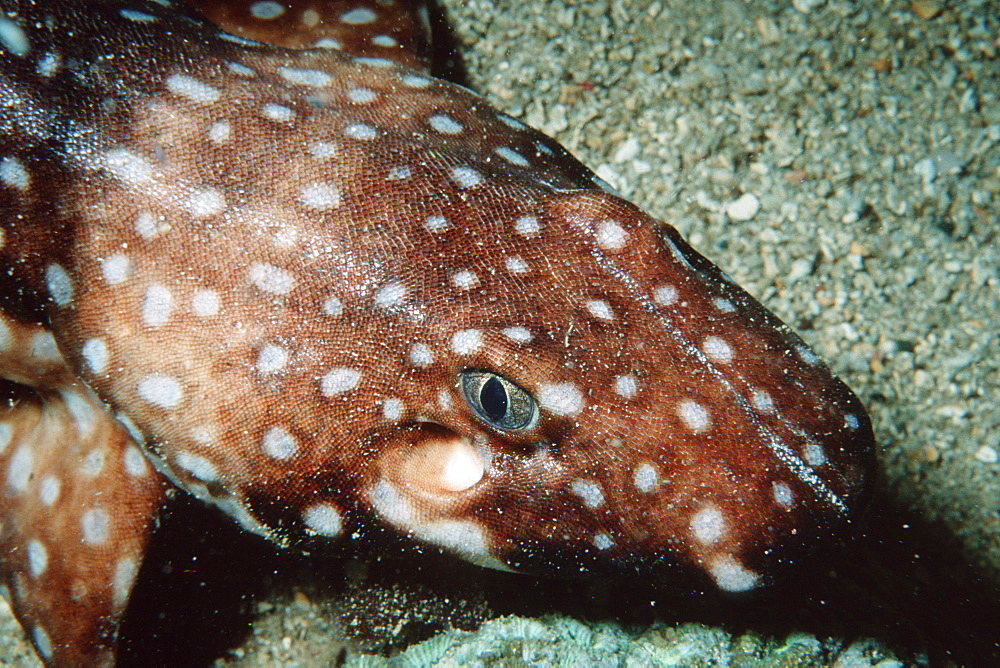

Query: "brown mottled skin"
left=0, top=0, right=875, bottom=663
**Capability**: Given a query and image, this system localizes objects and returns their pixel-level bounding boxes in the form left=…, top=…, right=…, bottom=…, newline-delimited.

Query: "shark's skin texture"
left=0, top=0, right=875, bottom=664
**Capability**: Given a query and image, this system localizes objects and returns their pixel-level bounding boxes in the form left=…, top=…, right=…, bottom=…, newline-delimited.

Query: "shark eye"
left=461, top=371, right=536, bottom=431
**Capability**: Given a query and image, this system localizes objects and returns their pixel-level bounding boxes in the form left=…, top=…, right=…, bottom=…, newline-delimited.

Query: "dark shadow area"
left=425, top=0, right=468, bottom=86
left=119, top=470, right=999, bottom=666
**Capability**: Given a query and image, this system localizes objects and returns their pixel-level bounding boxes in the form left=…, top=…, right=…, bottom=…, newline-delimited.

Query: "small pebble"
left=911, top=0, right=943, bottom=20
left=974, top=446, right=998, bottom=464
left=792, top=0, right=826, bottom=13
left=725, top=193, right=761, bottom=221
left=913, top=158, right=936, bottom=185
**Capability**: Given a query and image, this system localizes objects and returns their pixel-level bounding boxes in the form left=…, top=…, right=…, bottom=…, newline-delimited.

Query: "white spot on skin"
left=690, top=505, right=726, bottom=545
left=371, top=34, right=396, bottom=47
left=344, top=123, right=377, bottom=140
left=502, top=326, right=532, bottom=343
left=312, top=37, right=341, bottom=49
left=844, top=414, right=860, bottom=430
left=773, top=481, right=794, bottom=508
left=505, top=256, right=528, bottom=274
left=79, top=448, right=105, bottom=478
left=0, top=17, right=31, bottom=57
left=250, top=263, right=295, bottom=295
left=32, top=627, right=52, bottom=662
left=81, top=339, right=108, bottom=374
left=261, top=426, right=297, bottom=460
left=382, top=398, right=404, bottom=421
left=166, top=73, right=221, bottom=104
left=321, top=368, right=361, bottom=396
left=374, top=281, right=408, bottom=309
left=437, top=390, right=452, bottom=410
left=596, top=220, right=628, bottom=250
left=703, top=336, right=733, bottom=363
left=424, top=215, right=451, bottom=233
left=387, top=165, right=411, bottom=179
left=409, top=343, right=433, bottom=367
left=250, top=1, right=285, bottom=19
left=262, top=103, right=295, bottom=122
left=751, top=389, right=774, bottom=413
left=227, top=62, right=257, bottom=77
left=138, top=374, right=183, bottom=409
left=451, top=329, right=482, bottom=355
left=7, top=446, right=32, bottom=493
left=429, top=114, right=463, bottom=134
left=308, top=141, right=337, bottom=159
left=103, top=148, right=153, bottom=184
left=797, top=345, right=821, bottom=365
left=0, top=156, right=29, bottom=190
left=451, top=270, right=478, bottom=290
left=135, top=211, right=159, bottom=239
left=708, top=554, right=760, bottom=592
left=614, top=374, right=638, bottom=399
left=44, top=264, right=73, bottom=306
left=341, top=7, right=377, bottom=24
left=81, top=508, right=109, bottom=546
left=175, top=451, right=218, bottom=482
left=322, top=296, right=343, bottom=316
left=278, top=67, right=332, bottom=87
left=185, top=188, right=226, bottom=218
left=586, top=299, right=614, bottom=320
left=124, top=447, right=149, bottom=477
left=495, top=146, right=529, bottom=166
left=677, top=400, right=710, bottom=433
left=142, top=284, right=172, bottom=327
left=30, top=331, right=61, bottom=364
left=450, top=166, right=483, bottom=188
left=27, top=540, right=47, bottom=577
left=208, top=120, right=231, bottom=143
left=401, top=74, right=431, bottom=88
left=58, top=389, right=95, bottom=440
left=347, top=87, right=377, bottom=103
left=538, top=383, right=585, bottom=416
left=192, top=289, right=220, bottom=316
left=302, top=504, right=343, bottom=537
left=38, top=476, right=59, bottom=506
left=300, top=182, right=341, bottom=210
left=570, top=480, right=605, bottom=509
left=654, top=285, right=678, bottom=306
left=714, top=298, right=737, bottom=313
left=514, top=215, right=541, bottom=237
left=256, top=344, right=289, bottom=374
left=36, top=51, right=61, bottom=77
left=100, top=254, right=132, bottom=284
left=633, top=464, right=658, bottom=493
left=803, top=442, right=827, bottom=467
left=497, top=114, right=528, bottom=130
left=112, top=557, right=140, bottom=609
left=120, top=9, right=158, bottom=23
left=592, top=533, right=614, bottom=550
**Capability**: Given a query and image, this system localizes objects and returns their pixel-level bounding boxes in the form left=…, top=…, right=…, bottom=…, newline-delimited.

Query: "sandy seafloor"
left=2, top=0, right=997, bottom=665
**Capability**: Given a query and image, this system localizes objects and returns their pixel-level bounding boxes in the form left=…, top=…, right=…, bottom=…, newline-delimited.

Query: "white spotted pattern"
left=451, top=329, right=482, bottom=355
left=677, top=400, right=710, bottom=433
left=321, top=368, right=361, bottom=396
left=538, top=383, right=584, bottom=417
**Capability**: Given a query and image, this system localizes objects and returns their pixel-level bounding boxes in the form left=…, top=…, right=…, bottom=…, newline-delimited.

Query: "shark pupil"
left=480, top=375, right=508, bottom=422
